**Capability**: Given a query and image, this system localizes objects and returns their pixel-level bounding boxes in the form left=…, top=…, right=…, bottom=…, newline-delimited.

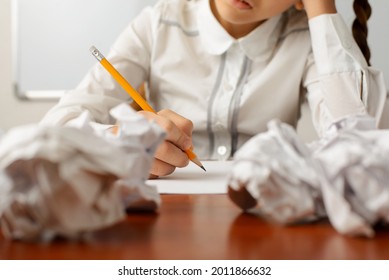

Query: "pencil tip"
left=200, top=166, right=206, bottom=172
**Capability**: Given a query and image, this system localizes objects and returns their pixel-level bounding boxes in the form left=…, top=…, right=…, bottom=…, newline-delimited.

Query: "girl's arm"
left=301, top=1, right=387, bottom=136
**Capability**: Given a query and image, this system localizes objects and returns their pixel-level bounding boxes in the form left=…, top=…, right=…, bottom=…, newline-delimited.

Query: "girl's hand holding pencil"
left=139, top=109, right=194, bottom=177
left=130, top=84, right=194, bottom=177
left=90, top=46, right=205, bottom=177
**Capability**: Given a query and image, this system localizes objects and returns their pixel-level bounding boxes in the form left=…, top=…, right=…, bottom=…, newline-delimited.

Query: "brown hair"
left=352, top=0, right=372, bottom=65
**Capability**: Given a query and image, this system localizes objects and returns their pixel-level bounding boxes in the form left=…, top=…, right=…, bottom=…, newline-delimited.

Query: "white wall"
left=1, top=0, right=388, bottom=136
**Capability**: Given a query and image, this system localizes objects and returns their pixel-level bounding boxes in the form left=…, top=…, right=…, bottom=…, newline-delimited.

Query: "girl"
left=41, top=0, right=386, bottom=177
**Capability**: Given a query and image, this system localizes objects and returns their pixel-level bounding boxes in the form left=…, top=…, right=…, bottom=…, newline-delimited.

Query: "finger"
left=139, top=111, right=192, bottom=151
left=154, top=140, right=190, bottom=168
left=150, top=158, right=176, bottom=177
left=157, top=109, right=193, bottom=138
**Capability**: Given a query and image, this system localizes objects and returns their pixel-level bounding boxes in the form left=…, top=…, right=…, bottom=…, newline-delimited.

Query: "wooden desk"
left=1, top=194, right=389, bottom=260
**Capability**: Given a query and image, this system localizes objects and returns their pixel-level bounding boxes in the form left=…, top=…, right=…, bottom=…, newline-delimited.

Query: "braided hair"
left=352, top=0, right=372, bottom=65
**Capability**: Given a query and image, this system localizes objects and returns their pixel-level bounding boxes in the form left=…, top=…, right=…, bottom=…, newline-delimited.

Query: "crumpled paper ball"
left=0, top=103, right=165, bottom=241
left=228, top=119, right=325, bottom=225
left=228, top=115, right=389, bottom=237
left=312, top=116, right=389, bottom=237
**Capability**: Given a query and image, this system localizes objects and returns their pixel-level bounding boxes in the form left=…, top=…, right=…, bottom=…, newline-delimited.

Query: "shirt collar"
left=197, top=0, right=282, bottom=60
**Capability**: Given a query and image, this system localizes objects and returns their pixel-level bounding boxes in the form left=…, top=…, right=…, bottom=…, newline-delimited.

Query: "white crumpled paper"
left=0, top=103, right=165, bottom=241
left=228, top=115, right=389, bottom=237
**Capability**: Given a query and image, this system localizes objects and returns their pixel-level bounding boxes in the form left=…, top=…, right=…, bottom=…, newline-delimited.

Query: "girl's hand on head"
left=296, top=0, right=337, bottom=19
left=138, top=109, right=193, bottom=178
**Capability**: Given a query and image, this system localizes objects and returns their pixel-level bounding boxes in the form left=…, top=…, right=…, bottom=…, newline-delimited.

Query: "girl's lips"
left=229, top=0, right=253, bottom=10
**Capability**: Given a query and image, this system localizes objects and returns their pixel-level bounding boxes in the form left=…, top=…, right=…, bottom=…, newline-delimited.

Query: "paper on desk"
left=228, top=120, right=325, bottom=224
left=0, top=103, right=165, bottom=241
left=150, top=160, right=232, bottom=194
left=228, top=115, right=389, bottom=237
left=312, top=116, right=389, bottom=237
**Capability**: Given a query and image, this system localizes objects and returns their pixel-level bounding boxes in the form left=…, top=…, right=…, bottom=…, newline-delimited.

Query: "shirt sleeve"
left=40, top=6, right=157, bottom=126
left=303, top=13, right=387, bottom=137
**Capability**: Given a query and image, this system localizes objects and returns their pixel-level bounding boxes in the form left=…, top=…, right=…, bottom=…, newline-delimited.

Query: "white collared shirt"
left=41, top=0, right=387, bottom=160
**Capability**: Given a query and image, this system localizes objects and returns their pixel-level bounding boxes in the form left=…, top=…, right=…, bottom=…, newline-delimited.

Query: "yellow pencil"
left=90, top=46, right=205, bottom=171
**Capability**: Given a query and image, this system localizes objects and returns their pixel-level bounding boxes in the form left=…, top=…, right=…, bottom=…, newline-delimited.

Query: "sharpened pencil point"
left=189, top=156, right=206, bottom=171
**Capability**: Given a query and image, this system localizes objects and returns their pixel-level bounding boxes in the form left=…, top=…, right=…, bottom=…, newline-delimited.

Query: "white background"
left=0, top=260, right=386, bottom=279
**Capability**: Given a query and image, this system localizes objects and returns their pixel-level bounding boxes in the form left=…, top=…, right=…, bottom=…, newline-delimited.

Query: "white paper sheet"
left=149, top=160, right=233, bottom=194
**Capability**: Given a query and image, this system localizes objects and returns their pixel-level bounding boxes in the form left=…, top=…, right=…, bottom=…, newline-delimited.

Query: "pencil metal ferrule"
left=90, top=46, right=104, bottom=62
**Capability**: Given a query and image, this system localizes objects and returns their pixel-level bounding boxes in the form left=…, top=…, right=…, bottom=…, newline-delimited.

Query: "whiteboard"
left=13, top=0, right=389, bottom=99
left=13, top=0, right=157, bottom=98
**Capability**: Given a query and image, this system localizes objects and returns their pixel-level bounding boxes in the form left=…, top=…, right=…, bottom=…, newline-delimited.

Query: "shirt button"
left=217, top=146, right=227, bottom=156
